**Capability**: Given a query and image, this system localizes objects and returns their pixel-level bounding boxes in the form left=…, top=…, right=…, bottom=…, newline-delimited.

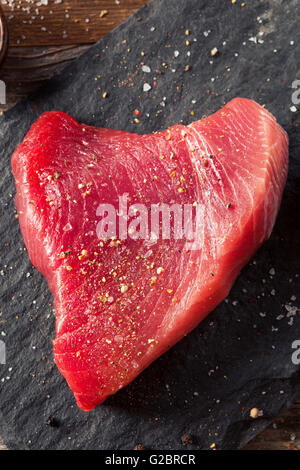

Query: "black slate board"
left=0, top=0, right=300, bottom=450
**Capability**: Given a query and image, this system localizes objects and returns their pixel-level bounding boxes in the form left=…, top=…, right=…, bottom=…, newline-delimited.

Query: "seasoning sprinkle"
left=250, top=407, right=259, bottom=419
left=120, top=284, right=129, bottom=294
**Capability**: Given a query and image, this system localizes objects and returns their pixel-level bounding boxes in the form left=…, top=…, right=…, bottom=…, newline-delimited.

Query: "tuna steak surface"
left=11, top=98, right=288, bottom=411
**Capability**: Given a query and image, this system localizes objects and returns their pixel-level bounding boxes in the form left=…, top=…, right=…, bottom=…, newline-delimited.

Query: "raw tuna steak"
left=11, top=98, right=288, bottom=411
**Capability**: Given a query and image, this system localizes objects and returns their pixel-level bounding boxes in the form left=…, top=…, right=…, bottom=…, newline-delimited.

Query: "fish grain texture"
left=11, top=98, right=288, bottom=411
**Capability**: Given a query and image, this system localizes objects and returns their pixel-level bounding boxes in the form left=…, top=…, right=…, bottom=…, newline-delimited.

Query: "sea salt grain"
left=249, top=36, right=257, bottom=44
left=142, top=65, right=151, bottom=73
left=285, top=305, right=298, bottom=317
left=143, top=83, right=151, bottom=92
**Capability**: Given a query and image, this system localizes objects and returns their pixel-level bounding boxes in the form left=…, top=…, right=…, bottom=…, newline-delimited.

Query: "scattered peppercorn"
left=181, top=433, right=193, bottom=445
left=46, top=416, right=60, bottom=428
left=134, top=444, right=146, bottom=450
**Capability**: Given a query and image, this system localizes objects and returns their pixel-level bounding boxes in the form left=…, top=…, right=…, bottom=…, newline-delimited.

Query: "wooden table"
left=0, top=0, right=299, bottom=450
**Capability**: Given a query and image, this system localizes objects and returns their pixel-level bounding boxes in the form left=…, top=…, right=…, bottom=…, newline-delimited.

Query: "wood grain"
left=1, top=44, right=91, bottom=109
left=244, top=400, right=300, bottom=451
left=0, top=0, right=148, bottom=111
left=0, top=0, right=299, bottom=450
left=2, top=0, right=147, bottom=46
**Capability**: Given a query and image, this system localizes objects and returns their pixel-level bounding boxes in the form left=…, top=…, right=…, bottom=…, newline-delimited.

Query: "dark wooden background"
left=0, top=0, right=299, bottom=450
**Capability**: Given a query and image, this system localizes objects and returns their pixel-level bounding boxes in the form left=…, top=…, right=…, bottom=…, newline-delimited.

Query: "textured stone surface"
left=0, top=0, right=299, bottom=450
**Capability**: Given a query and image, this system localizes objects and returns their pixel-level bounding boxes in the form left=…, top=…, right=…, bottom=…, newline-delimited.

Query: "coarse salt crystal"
left=142, top=65, right=151, bottom=73
left=143, top=83, right=151, bottom=92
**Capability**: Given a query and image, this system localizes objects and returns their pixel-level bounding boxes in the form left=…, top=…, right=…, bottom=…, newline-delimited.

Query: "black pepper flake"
left=46, top=416, right=60, bottom=428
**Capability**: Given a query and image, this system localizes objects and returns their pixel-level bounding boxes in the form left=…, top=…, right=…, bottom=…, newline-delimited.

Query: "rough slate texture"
left=0, top=0, right=300, bottom=450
